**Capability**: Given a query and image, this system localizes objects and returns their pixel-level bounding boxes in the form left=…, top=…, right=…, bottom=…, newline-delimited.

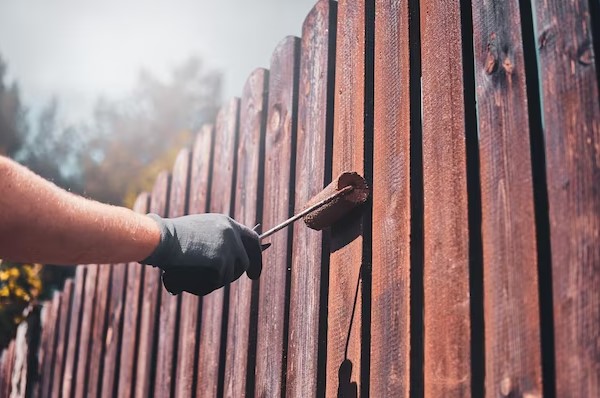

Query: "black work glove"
left=141, top=213, right=262, bottom=296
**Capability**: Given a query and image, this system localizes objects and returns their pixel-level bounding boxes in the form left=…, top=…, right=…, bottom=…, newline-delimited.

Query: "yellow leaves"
left=0, top=260, right=42, bottom=304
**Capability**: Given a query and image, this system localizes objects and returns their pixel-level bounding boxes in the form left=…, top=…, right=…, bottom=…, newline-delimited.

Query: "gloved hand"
left=141, top=213, right=262, bottom=296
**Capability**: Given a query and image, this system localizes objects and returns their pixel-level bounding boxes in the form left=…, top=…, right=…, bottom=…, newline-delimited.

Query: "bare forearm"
left=0, top=156, right=160, bottom=265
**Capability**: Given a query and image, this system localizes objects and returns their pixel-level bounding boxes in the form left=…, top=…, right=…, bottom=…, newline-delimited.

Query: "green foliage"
left=0, top=260, right=42, bottom=349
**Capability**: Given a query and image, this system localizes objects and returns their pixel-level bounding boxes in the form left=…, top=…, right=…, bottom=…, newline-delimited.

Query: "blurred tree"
left=0, top=55, right=28, bottom=157
left=18, top=98, right=84, bottom=192
left=83, top=56, right=222, bottom=206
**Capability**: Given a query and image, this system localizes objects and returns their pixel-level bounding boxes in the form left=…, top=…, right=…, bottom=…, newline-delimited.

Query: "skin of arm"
left=0, top=156, right=160, bottom=265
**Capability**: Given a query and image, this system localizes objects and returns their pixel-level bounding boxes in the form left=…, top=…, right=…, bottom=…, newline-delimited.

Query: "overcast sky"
left=0, top=0, right=314, bottom=123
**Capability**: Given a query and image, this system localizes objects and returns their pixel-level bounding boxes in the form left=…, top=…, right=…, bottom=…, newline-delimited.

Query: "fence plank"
left=35, top=298, right=54, bottom=398
left=61, top=267, right=86, bottom=397
left=154, top=148, right=191, bottom=398
left=72, top=265, right=98, bottom=398
left=117, top=193, right=150, bottom=398
left=471, top=0, right=544, bottom=395
left=197, top=99, right=240, bottom=398
left=255, top=36, right=300, bottom=398
left=50, top=279, right=74, bottom=398
left=175, top=126, right=214, bottom=397
left=223, top=68, right=268, bottom=398
left=4, top=340, right=16, bottom=397
left=532, top=0, right=600, bottom=395
left=86, top=266, right=111, bottom=398
left=326, top=0, right=373, bottom=396
left=286, top=1, right=335, bottom=396
left=420, top=0, right=471, bottom=396
left=371, top=0, right=411, bottom=396
left=41, top=293, right=61, bottom=398
left=136, top=171, right=170, bottom=398
left=100, top=262, right=127, bottom=398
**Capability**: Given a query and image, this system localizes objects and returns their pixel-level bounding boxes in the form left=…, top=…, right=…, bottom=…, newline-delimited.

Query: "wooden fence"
left=1, top=0, right=599, bottom=396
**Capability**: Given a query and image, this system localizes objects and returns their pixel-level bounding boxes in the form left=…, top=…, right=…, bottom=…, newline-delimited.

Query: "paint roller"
left=258, top=171, right=369, bottom=247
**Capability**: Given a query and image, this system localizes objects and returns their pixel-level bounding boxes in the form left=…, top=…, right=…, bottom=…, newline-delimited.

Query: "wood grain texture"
left=33, top=302, right=51, bottom=398
left=371, top=0, right=411, bottom=396
left=100, top=261, right=127, bottom=398
left=74, top=265, right=98, bottom=398
left=117, top=192, right=149, bottom=398
left=255, top=36, right=300, bottom=398
left=2, top=340, right=15, bottom=397
left=154, top=148, right=190, bottom=398
left=471, top=0, right=543, bottom=395
left=102, top=193, right=150, bottom=398
left=532, top=0, right=600, bottom=395
left=326, top=0, right=371, bottom=396
left=61, top=267, right=86, bottom=398
left=50, top=279, right=73, bottom=398
left=420, top=0, right=471, bottom=396
left=175, top=126, right=213, bottom=398
left=0, top=345, right=7, bottom=397
left=224, top=68, right=268, bottom=398
left=286, top=1, right=335, bottom=396
left=197, top=99, right=240, bottom=398
left=135, top=171, right=170, bottom=398
left=86, top=266, right=111, bottom=398
left=37, top=296, right=57, bottom=398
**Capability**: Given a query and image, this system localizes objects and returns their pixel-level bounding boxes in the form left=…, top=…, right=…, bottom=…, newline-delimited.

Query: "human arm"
left=0, top=155, right=160, bottom=265
left=0, top=156, right=262, bottom=296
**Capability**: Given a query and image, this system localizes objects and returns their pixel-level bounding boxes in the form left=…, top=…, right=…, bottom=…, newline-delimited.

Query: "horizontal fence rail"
left=1, top=0, right=599, bottom=396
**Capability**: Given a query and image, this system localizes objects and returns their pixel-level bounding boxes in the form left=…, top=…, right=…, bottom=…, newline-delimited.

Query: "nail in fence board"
left=224, top=68, right=268, bottom=398
left=117, top=192, right=150, bottom=397
left=420, top=0, right=471, bottom=396
left=255, top=36, right=300, bottom=398
left=197, top=99, right=240, bottom=398
left=532, top=0, right=600, bottom=395
left=175, top=126, right=213, bottom=397
left=371, top=0, right=411, bottom=396
left=136, top=171, right=170, bottom=398
left=471, top=0, right=543, bottom=395
left=50, top=279, right=73, bottom=398
left=154, top=148, right=190, bottom=398
left=86, top=266, right=112, bottom=398
left=326, top=0, right=371, bottom=396
left=286, top=1, right=335, bottom=395
left=61, top=267, right=87, bottom=397
left=74, top=265, right=99, bottom=398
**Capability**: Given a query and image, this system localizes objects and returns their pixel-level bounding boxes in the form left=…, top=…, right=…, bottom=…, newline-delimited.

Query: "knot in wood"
left=500, top=377, right=512, bottom=396
left=577, top=43, right=593, bottom=66
left=502, top=57, right=514, bottom=74
left=270, top=104, right=282, bottom=131
left=484, top=50, right=498, bottom=75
